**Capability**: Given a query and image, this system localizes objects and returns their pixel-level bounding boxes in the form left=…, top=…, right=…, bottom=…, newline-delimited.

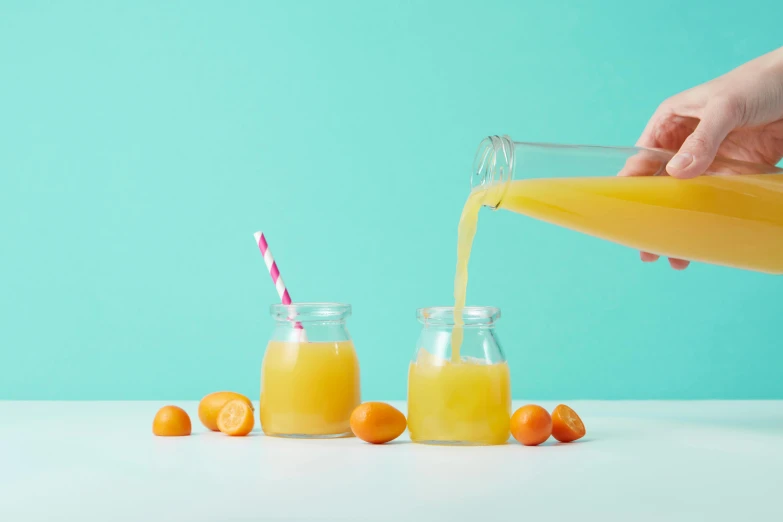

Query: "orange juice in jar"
left=408, top=306, right=511, bottom=445
left=260, top=303, right=361, bottom=438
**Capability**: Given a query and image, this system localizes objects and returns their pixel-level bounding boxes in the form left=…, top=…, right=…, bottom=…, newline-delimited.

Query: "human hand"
left=628, top=46, right=783, bottom=269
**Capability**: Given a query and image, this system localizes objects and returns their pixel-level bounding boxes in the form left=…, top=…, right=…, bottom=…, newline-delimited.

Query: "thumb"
left=666, top=105, right=738, bottom=179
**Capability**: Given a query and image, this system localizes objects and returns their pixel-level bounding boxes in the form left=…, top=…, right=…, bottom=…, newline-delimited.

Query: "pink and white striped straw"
left=254, top=231, right=306, bottom=339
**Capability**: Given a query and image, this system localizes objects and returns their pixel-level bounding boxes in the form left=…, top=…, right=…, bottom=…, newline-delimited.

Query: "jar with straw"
left=254, top=232, right=361, bottom=438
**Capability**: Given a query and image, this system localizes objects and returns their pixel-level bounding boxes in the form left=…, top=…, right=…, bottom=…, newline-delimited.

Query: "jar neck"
left=416, top=306, right=501, bottom=328
left=414, top=307, right=506, bottom=364
left=270, top=322, right=351, bottom=343
left=269, top=303, right=352, bottom=343
left=271, top=302, right=351, bottom=323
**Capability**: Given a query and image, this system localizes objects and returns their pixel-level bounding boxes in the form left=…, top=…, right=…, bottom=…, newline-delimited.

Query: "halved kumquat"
left=551, top=404, right=586, bottom=443
left=198, top=391, right=253, bottom=431
left=217, top=399, right=255, bottom=436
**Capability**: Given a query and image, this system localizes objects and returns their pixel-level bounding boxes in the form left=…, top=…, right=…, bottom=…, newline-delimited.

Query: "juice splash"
left=260, top=340, right=361, bottom=437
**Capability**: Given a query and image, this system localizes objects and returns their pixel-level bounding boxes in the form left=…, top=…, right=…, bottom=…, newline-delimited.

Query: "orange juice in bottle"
left=467, top=136, right=783, bottom=274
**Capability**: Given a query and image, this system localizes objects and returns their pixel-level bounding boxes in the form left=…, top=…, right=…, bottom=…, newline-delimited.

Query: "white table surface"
left=0, top=401, right=781, bottom=521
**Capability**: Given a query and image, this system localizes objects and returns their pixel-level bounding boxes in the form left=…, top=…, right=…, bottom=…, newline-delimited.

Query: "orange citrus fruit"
left=217, top=399, right=255, bottom=436
left=152, top=405, right=192, bottom=436
left=551, top=404, right=586, bottom=442
left=198, top=391, right=253, bottom=431
left=510, top=404, right=552, bottom=446
left=350, top=402, right=407, bottom=444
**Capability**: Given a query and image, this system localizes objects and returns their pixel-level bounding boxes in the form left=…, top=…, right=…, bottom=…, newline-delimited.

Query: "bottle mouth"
left=271, top=302, right=351, bottom=322
left=471, top=135, right=514, bottom=209
left=417, top=306, right=501, bottom=327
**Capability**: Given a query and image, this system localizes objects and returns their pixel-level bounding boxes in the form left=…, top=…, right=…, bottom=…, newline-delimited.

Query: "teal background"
left=1, top=0, right=782, bottom=400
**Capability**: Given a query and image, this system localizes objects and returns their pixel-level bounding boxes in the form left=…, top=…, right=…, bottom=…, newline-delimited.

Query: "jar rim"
left=270, top=302, right=351, bottom=321
left=416, top=306, right=500, bottom=326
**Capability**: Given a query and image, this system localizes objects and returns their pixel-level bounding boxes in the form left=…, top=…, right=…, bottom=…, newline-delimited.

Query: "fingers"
left=640, top=252, right=660, bottom=262
left=619, top=107, right=671, bottom=177
left=666, top=100, right=740, bottom=179
left=640, top=251, right=690, bottom=270
left=668, top=258, right=690, bottom=270
left=618, top=150, right=668, bottom=177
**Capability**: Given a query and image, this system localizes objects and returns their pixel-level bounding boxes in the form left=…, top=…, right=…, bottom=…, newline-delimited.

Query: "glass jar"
left=260, top=303, right=361, bottom=438
left=469, top=136, right=783, bottom=274
left=407, top=306, right=511, bottom=446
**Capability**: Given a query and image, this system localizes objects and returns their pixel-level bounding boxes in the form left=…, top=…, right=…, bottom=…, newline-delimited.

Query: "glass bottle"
left=260, top=303, right=361, bottom=438
left=408, top=306, right=511, bottom=446
left=470, top=136, right=783, bottom=274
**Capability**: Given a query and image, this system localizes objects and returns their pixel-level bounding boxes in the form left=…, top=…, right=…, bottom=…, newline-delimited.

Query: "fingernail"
left=668, top=152, right=693, bottom=171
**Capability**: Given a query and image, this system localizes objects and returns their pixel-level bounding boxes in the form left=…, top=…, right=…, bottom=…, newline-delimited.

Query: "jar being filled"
left=407, top=306, right=511, bottom=445
left=260, top=303, right=361, bottom=438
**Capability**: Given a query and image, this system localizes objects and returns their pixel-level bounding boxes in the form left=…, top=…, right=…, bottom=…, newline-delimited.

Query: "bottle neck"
left=471, top=135, right=515, bottom=209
